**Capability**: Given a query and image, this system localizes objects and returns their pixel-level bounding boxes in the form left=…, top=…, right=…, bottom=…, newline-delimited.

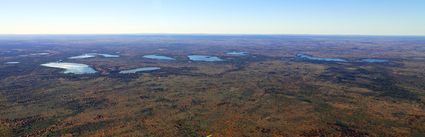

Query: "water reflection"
left=69, top=53, right=120, bottom=59
left=360, top=59, right=388, bottom=63
left=188, top=55, right=223, bottom=62
left=296, top=53, right=389, bottom=63
left=296, top=53, right=348, bottom=62
left=119, top=67, right=160, bottom=74
left=226, top=51, right=248, bottom=55
left=41, top=62, right=97, bottom=74
left=5, top=62, right=20, bottom=64
left=143, top=55, right=175, bottom=60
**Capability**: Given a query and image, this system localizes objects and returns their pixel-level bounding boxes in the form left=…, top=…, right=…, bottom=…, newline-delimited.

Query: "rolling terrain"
left=0, top=35, right=425, bottom=137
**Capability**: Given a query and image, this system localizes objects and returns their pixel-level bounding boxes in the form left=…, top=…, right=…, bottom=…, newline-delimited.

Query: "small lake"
left=5, top=62, right=20, bottom=64
left=30, top=53, right=50, bottom=56
left=19, top=53, right=50, bottom=57
left=41, top=62, right=97, bottom=74
left=69, top=53, right=120, bottom=59
left=188, top=55, right=223, bottom=62
left=360, top=59, right=388, bottom=63
left=143, top=55, right=175, bottom=60
left=296, top=53, right=348, bottom=62
left=119, top=67, right=160, bottom=74
left=226, top=51, right=248, bottom=55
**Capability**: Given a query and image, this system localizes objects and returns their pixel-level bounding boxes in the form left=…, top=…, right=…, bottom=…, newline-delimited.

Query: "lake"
left=188, top=55, right=223, bottom=62
left=143, top=55, right=175, bottom=60
left=41, top=62, right=97, bottom=74
left=296, top=53, right=389, bottom=63
left=226, top=51, right=248, bottom=55
left=360, top=59, right=388, bottom=63
left=119, top=67, right=161, bottom=74
left=69, top=53, right=120, bottom=59
left=5, top=62, right=20, bottom=64
left=30, top=53, right=50, bottom=56
left=296, top=53, right=348, bottom=62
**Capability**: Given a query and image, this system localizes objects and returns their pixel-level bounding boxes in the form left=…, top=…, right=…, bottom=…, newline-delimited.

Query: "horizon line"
left=0, top=33, right=424, bottom=37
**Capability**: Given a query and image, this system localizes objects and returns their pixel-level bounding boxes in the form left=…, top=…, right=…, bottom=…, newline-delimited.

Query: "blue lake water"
left=5, top=62, right=20, bottom=64
left=360, top=59, right=388, bottom=63
left=98, top=53, right=120, bottom=58
left=69, top=53, right=120, bottom=59
left=296, top=53, right=389, bottom=63
left=30, top=53, right=50, bottom=56
left=188, top=55, right=223, bottom=62
left=19, top=53, right=50, bottom=57
left=119, top=67, right=160, bottom=74
left=296, top=53, right=348, bottom=62
left=143, top=55, right=175, bottom=60
left=41, top=62, right=97, bottom=74
left=226, top=51, right=248, bottom=55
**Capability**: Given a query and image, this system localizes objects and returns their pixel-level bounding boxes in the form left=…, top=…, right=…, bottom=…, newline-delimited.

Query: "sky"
left=1, top=0, right=425, bottom=35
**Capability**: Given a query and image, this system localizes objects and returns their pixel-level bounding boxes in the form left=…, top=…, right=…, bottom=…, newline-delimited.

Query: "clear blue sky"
left=1, top=0, right=424, bottom=35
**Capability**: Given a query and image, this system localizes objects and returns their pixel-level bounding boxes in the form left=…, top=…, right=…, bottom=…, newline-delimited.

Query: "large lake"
left=41, top=62, right=97, bottom=74
left=5, top=62, right=20, bottom=64
left=188, top=55, right=223, bottom=62
left=119, top=67, right=160, bottom=74
left=30, top=53, right=50, bottom=56
left=143, top=55, right=175, bottom=60
left=296, top=53, right=348, bottom=62
left=226, top=51, right=248, bottom=55
left=69, top=53, right=120, bottom=59
left=360, top=59, right=388, bottom=63
left=296, top=53, right=389, bottom=63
